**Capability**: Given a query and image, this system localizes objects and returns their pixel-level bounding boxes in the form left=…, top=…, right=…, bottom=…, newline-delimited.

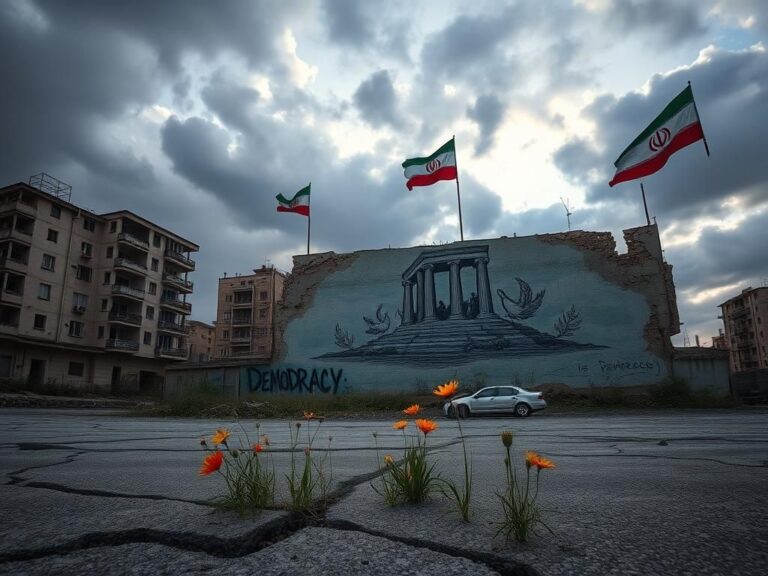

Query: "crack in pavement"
left=11, top=481, right=216, bottom=506
left=5, top=451, right=84, bottom=486
left=543, top=452, right=767, bottom=468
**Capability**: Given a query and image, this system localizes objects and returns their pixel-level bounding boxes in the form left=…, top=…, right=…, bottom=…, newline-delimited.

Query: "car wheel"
left=458, top=405, right=470, bottom=419
left=446, top=404, right=456, bottom=418
left=514, top=403, right=531, bottom=417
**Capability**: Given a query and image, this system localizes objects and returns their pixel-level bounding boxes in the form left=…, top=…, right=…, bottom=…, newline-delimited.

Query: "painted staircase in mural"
left=318, top=244, right=605, bottom=366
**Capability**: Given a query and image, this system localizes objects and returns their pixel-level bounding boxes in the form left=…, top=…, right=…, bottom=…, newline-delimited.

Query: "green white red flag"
left=276, top=184, right=310, bottom=216
left=402, top=139, right=457, bottom=190
left=609, top=86, right=705, bottom=187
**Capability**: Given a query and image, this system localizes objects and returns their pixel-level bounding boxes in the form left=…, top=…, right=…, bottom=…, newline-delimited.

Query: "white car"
left=443, top=386, right=546, bottom=418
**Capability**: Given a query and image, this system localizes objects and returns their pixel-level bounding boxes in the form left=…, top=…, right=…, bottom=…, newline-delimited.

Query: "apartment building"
left=0, top=178, right=198, bottom=392
left=188, top=320, right=214, bottom=362
left=719, top=286, right=768, bottom=372
left=213, top=266, right=286, bottom=360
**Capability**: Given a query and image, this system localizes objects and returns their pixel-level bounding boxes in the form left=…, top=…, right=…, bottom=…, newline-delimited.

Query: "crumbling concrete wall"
left=249, top=224, right=678, bottom=395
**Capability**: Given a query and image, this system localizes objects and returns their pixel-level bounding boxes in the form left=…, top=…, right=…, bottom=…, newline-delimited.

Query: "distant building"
left=213, top=266, right=286, bottom=360
left=711, top=329, right=728, bottom=351
left=0, top=177, right=197, bottom=392
left=719, top=286, right=768, bottom=372
left=188, top=320, right=214, bottom=362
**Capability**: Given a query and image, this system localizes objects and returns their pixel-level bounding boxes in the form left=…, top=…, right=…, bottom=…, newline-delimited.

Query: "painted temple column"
left=402, top=280, right=414, bottom=324
left=423, top=264, right=437, bottom=321
left=416, top=269, right=425, bottom=322
left=476, top=257, right=494, bottom=316
left=448, top=260, right=464, bottom=319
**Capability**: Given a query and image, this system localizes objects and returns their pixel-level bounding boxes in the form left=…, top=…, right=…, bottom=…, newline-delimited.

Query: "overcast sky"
left=1, top=0, right=766, bottom=345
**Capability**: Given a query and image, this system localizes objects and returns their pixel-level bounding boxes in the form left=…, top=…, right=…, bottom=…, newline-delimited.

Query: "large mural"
left=253, top=226, right=677, bottom=394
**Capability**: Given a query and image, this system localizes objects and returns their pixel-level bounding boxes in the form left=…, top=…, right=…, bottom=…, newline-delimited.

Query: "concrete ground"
left=0, top=408, right=766, bottom=575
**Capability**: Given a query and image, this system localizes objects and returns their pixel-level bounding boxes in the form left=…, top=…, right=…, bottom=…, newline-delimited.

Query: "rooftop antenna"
left=682, top=326, right=691, bottom=347
left=560, top=197, right=572, bottom=231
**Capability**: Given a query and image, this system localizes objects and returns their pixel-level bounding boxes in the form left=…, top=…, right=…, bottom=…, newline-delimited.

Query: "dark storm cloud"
left=604, top=0, right=707, bottom=44
left=353, top=70, right=403, bottom=129
left=552, top=46, right=768, bottom=220
left=467, top=95, right=506, bottom=156
left=320, top=0, right=372, bottom=48
left=201, top=75, right=261, bottom=134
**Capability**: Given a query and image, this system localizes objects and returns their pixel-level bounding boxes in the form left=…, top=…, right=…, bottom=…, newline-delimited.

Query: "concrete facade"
left=213, top=266, right=286, bottom=360
left=0, top=180, right=198, bottom=391
left=719, top=286, right=768, bottom=372
left=187, top=320, right=214, bottom=363
left=239, top=223, right=681, bottom=395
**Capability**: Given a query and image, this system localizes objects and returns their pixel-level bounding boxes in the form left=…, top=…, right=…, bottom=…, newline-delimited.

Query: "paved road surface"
left=1, top=409, right=766, bottom=575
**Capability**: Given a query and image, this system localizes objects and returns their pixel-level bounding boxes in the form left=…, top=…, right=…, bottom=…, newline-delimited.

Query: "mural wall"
left=246, top=224, right=679, bottom=395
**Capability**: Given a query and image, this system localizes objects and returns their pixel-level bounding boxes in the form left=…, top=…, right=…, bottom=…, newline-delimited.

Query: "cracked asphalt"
left=0, top=408, right=766, bottom=575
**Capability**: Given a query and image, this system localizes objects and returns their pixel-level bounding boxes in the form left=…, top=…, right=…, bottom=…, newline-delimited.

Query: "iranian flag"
left=276, top=184, right=310, bottom=216
left=402, top=139, right=457, bottom=190
left=609, top=86, right=705, bottom=187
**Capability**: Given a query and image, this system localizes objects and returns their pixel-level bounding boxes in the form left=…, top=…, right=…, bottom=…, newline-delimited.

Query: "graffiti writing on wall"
left=245, top=367, right=344, bottom=394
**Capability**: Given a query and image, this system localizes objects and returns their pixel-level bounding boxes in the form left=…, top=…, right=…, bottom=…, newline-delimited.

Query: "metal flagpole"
left=306, top=182, right=311, bottom=255
left=687, top=81, right=710, bottom=157
left=640, top=182, right=651, bottom=226
left=452, top=135, right=465, bottom=241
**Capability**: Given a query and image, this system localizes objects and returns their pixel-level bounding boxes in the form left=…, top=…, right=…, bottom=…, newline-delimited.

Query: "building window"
left=143, top=332, right=152, bottom=345
left=110, top=221, right=117, bottom=233
left=33, top=314, right=46, bottom=330
left=153, top=233, right=161, bottom=248
left=224, top=312, right=231, bottom=321
left=38, top=283, right=51, bottom=301
left=41, top=254, right=55, bottom=271
left=260, top=291, right=268, bottom=301
left=98, top=326, right=105, bottom=339
left=259, top=308, right=267, bottom=319
left=69, top=321, right=84, bottom=337
left=50, top=205, right=61, bottom=218
left=68, top=361, right=85, bottom=377
left=76, top=265, right=92, bottom=282
left=83, top=218, right=96, bottom=232
left=148, top=282, right=157, bottom=295
left=103, top=271, right=111, bottom=285
left=47, top=229, right=58, bottom=242
left=101, top=299, right=108, bottom=311
left=73, top=292, right=88, bottom=312
left=81, top=242, right=93, bottom=257
left=225, top=295, right=232, bottom=302
left=145, top=305, right=154, bottom=320
left=223, top=330, right=229, bottom=340
left=151, top=258, right=159, bottom=271
left=106, top=246, right=114, bottom=258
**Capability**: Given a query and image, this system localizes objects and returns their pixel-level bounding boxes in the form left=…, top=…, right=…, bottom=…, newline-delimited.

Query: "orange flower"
left=525, top=450, right=538, bottom=470
left=392, top=420, right=408, bottom=430
left=211, top=428, right=230, bottom=446
left=303, top=411, right=315, bottom=420
left=253, top=443, right=264, bottom=453
left=199, top=451, right=223, bottom=476
left=433, top=379, right=459, bottom=398
left=384, top=455, right=394, bottom=466
left=415, top=419, right=438, bottom=435
left=403, top=404, right=421, bottom=416
left=534, top=455, right=556, bottom=470
left=261, top=434, right=270, bottom=446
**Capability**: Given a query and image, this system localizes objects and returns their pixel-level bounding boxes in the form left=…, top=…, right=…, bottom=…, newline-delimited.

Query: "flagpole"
left=640, top=182, right=651, bottom=226
left=687, top=81, right=710, bottom=157
left=452, top=135, right=465, bottom=241
left=306, top=182, right=311, bottom=255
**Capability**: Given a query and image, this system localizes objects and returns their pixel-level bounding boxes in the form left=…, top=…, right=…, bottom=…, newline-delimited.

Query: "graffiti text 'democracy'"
left=246, top=367, right=344, bottom=394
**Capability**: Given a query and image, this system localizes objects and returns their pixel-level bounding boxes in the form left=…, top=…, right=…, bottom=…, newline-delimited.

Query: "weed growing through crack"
left=496, top=430, right=555, bottom=542
left=434, top=379, right=472, bottom=521
left=285, top=412, right=332, bottom=513
left=198, top=425, right=275, bottom=516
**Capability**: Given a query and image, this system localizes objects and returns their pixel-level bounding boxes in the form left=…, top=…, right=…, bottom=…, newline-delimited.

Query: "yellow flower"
left=211, top=428, right=230, bottom=446
left=384, top=455, right=394, bottom=466
left=392, top=420, right=408, bottom=430
left=433, top=379, right=459, bottom=398
left=415, top=419, right=438, bottom=435
left=403, top=404, right=421, bottom=416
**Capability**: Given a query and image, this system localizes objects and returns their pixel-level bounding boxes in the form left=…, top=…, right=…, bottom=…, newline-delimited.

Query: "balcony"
left=114, top=257, right=147, bottom=276
left=105, top=338, right=140, bottom=352
left=157, top=320, right=190, bottom=334
left=162, top=273, right=194, bottom=293
left=111, top=284, right=145, bottom=301
left=164, top=249, right=195, bottom=270
left=232, top=298, right=253, bottom=308
left=230, top=335, right=252, bottom=344
left=231, top=316, right=252, bottom=326
left=117, top=232, right=149, bottom=252
left=0, top=289, right=23, bottom=307
left=160, top=296, right=192, bottom=314
left=108, top=311, right=143, bottom=326
left=0, top=198, right=37, bottom=217
left=156, top=346, right=188, bottom=360
left=0, top=255, right=28, bottom=274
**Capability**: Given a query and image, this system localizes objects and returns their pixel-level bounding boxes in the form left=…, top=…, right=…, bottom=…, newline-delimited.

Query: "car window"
left=498, top=387, right=518, bottom=397
left=475, top=387, right=498, bottom=398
